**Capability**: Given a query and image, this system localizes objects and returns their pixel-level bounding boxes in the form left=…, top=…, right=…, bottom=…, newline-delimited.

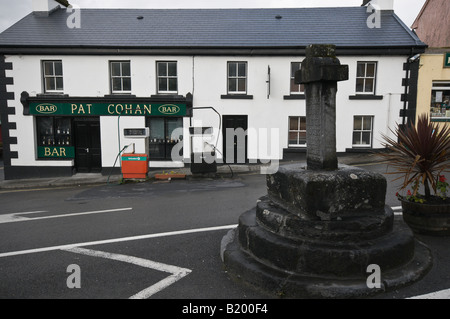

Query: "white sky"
left=0, top=0, right=426, bottom=33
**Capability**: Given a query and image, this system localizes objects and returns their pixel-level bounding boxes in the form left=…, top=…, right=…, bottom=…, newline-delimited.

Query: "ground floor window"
left=430, top=82, right=450, bottom=120
left=146, top=117, right=183, bottom=160
left=352, top=116, right=373, bottom=148
left=288, top=116, right=306, bottom=147
left=36, top=117, right=74, bottom=159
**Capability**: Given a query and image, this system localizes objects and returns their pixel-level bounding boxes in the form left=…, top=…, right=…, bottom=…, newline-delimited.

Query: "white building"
left=0, top=0, right=426, bottom=179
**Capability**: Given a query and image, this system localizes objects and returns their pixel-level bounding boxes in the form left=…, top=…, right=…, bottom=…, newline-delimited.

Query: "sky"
left=0, top=0, right=427, bottom=33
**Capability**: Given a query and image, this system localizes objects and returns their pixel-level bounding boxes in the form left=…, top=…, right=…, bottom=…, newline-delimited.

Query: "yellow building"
left=412, top=0, right=450, bottom=126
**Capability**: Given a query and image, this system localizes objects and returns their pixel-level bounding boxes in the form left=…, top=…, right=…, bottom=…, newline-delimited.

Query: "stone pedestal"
left=221, top=165, right=432, bottom=298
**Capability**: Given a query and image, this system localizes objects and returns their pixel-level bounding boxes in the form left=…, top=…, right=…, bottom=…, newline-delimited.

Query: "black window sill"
left=283, top=147, right=307, bottom=153
left=345, top=147, right=373, bottom=153
left=221, top=94, right=253, bottom=100
left=283, top=94, right=305, bottom=100
left=37, top=93, right=69, bottom=98
left=349, top=95, right=383, bottom=100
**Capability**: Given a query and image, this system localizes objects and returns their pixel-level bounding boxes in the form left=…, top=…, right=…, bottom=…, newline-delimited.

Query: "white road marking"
left=63, top=247, right=191, bottom=299
left=407, top=288, right=450, bottom=299
left=0, top=207, right=132, bottom=224
left=0, top=224, right=238, bottom=258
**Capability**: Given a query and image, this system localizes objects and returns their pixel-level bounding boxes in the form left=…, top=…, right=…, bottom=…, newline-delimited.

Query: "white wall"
left=5, top=53, right=406, bottom=167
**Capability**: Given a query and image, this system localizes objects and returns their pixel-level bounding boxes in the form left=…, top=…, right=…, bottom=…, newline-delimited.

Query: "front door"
left=74, top=118, right=102, bottom=173
left=223, top=115, right=248, bottom=164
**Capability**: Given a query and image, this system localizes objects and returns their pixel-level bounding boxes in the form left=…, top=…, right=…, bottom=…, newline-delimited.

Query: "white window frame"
left=355, top=62, right=377, bottom=94
left=110, top=61, right=132, bottom=94
left=227, top=61, right=247, bottom=95
left=352, top=116, right=374, bottom=148
left=290, top=62, right=304, bottom=94
left=156, top=61, right=178, bottom=94
left=288, top=116, right=307, bottom=147
left=42, top=60, right=64, bottom=94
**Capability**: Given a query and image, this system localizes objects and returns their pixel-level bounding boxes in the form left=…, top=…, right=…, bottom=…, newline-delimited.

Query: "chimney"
left=363, top=0, right=394, bottom=11
left=33, top=0, right=61, bottom=16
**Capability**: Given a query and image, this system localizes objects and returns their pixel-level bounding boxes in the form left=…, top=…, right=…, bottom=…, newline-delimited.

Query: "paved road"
left=0, top=162, right=449, bottom=307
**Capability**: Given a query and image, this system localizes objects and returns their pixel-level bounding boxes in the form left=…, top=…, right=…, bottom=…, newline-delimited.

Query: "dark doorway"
left=222, top=115, right=248, bottom=164
left=74, top=118, right=102, bottom=173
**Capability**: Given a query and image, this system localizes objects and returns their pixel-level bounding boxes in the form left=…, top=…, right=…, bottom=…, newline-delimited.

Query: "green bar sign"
left=38, top=146, right=75, bottom=158
left=445, top=52, right=450, bottom=68
left=29, top=102, right=187, bottom=116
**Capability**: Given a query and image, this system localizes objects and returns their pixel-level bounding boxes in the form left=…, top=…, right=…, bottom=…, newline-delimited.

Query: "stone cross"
left=295, top=44, right=348, bottom=170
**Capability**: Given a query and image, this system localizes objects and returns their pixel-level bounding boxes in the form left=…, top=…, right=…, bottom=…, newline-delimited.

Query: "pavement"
left=0, top=152, right=383, bottom=190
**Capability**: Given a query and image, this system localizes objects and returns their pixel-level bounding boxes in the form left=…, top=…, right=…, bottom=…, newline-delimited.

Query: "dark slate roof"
left=0, top=7, right=426, bottom=49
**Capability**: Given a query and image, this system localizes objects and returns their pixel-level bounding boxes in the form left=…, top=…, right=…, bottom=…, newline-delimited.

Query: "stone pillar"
left=295, top=44, right=348, bottom=170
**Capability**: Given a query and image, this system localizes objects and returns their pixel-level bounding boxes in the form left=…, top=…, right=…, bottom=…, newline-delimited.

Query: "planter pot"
left=401, top=198, right=450, bottom=236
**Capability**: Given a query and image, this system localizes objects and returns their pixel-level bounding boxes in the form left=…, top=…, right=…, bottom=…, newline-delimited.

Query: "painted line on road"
left=0, top=224, right=238, bottom=258
left=392, top=206, right=403, bottom=216
left=63, top=247, right=191, bottom=299
left=0, top=207, right=132, bottom=224
left=407, top=288, right=450, bottom=299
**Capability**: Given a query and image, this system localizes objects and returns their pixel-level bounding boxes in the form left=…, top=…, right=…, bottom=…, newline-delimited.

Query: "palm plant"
left=380, top=114, right=450, bottom=201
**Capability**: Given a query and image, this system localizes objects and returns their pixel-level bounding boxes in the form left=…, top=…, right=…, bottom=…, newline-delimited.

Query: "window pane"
left=168, top=78, right=177, bottom=91
left=122, top=62, right=131, bottom=76
left=168, top=62, right=177, bottom=76
left=159, top=78, right=168, bottom=92
left=300, top=117, right=307, bottom=130
left=363, top=117, right=372, bottom=130
left=364, top=79, right=374, bottom=92
left=288, top=132, right=298, bottom=145
left=44, top=62, right=54, bottom=76
left=238, top=63, right=246, bottom=77
left=158, top=63, right=167, bottom=76
left=122, top=77, right=131, bottom=91
left=54, top=62, right=63, bottom=76
left=238, top=79, right=246, bottom=92
left=291, top=79, right=300, bottom=93
left=228, top=63, right=236, bottom=77
left=354, top=116, right=362, bottom=130
left=111, top=62, right=121, bottom=76
left=356, top=63, right=365, bottom=77
left=45, top=77, right=55, bottom=91
left=56, top=77, right=64, bottom=90
left=366, top=63, right=375, bottom=77
left=112, top=78, right=122, bottom=91
left=228, top=78, right=237, bottom=92
left=291, top=62, right=301, bottom=77
left=362, top=132, right=371, bottom=145
left=298, top=132, right=306, bottom=145
left=289, top=117, right=299, bottom=130
left=353, top=132, right=361, bottom=145
left=356, top=79, right=364, bottom=92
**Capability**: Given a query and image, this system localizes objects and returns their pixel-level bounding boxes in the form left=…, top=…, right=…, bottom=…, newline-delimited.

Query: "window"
left=110, top=61, right=131, bottom=94
left=227, top=62, right=247, bottom=94
left=430, top=82, right=450, bottom=120
left=36, top=117, right=73, bottom=159
left=147, top=117, right=183, bottom=160
left=157, top=62, right=178, bottom=94
left=352, top=116, right=373, bottom=147
left=290, top=62, right=304, bottom=94
left=288, top=116, right=307, bottom=147
left=356, top=62, right=377, bottom=94
left=42, top=60, right=63, bottom=93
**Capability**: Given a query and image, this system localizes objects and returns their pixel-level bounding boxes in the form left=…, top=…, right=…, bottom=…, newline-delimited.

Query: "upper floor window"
left=290, top=62, right=304, bottom=94
left=227, top=62, right=247, bottom=94
left=157, top=61, right=178, bottom=94
left=110, top=61, right=131, bottom=94
left=42, top=60, right=63, bottom=93
left=356, top=62, right=377, bottom=94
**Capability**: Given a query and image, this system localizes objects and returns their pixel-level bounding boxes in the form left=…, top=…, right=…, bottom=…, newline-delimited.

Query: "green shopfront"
left=21, top=92, right=192, bottom=175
